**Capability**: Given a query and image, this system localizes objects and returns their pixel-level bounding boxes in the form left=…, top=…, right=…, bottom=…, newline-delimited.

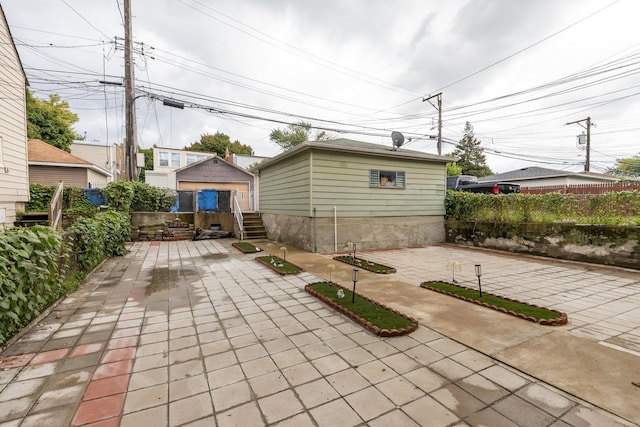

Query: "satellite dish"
left=391, top=131, right=405, bottom=150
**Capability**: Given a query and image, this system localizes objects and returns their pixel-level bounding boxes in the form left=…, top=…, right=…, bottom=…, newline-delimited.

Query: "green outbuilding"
left=252, top=138, right=455, bottom=253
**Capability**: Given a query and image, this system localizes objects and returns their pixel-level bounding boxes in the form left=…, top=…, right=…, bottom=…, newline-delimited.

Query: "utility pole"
left=423, top=92, right=442, bottom=155
left=565, top=117, right=592, bottom=172
left=124, top=0, right=137, bottom=181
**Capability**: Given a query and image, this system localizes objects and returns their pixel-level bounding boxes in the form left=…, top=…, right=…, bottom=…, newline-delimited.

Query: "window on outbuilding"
left=369, top=169, right=405, bottom=188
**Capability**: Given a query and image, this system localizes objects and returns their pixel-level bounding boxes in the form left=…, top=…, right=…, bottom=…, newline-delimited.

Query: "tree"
left=26, top=89, right=82, bottom=152
left=137, top=147, right=153, bottom=182
left=606, top=154, right=640, bottom=179
left=184, top=132, right=253, bottom=157
left=269, top=121, right=332, bottom=151
left=446, top=162, right=463, bottom=176
left=448, top=122, right=493, bottom=177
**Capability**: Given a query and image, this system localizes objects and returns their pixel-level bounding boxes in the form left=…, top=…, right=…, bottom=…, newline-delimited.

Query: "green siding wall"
left=258, top=148, right=447, bottom=218
left=310, top=151, right=445, bottom=218
left=259, top=154, right=311, bottom=215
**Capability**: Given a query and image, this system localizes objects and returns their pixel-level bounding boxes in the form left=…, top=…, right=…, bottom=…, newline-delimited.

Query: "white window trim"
left=369, top=169, right=405, bottom=189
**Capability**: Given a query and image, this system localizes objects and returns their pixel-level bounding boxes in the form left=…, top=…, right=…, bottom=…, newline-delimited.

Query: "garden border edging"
left=420, top=281, right=568, bottom=326
left=305, top=283, right=418, bottom=336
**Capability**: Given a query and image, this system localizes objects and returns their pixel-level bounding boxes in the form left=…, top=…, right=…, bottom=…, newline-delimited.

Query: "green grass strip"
left=257, top=256, right=302, bottom=274
left=422, top=281, right=561, bottom=320
left=308, top=282, right=413, bottom=330
left=234, top=242, right=261, bottom=253
left=333, top=255, right=395, bottom=273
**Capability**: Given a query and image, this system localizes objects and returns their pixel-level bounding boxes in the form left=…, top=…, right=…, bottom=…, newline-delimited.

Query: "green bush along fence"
left=0, top=211, right=131, bottom=347
left=26, top=181, right=176, bottom=215
left=445, top=190, right=640, bottom=225
left=26, top=184, right=96, bottom=214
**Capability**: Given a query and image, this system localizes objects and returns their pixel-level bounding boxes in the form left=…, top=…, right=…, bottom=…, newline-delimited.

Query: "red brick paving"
left=101, top=347, right=136, bottom=364
left=107, top=336, right=138, bottom=350
left=29, top=348, right=69, bottom=365
left=92, top=359, right=133, bottom=380
left=70, top=343, right=104, bottom=357
left=0, top=353, right=35, bottom=369
left=83, top=375, right=130, bottom=400
left=71, top=393, right=125, bottom=426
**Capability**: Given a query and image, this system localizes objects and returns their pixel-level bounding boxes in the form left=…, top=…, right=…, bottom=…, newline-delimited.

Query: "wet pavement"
left=0, top=239, right=638, bottom=426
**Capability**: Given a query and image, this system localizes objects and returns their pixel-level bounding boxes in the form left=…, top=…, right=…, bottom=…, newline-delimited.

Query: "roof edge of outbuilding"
left=251, top=138, right=455, bottom=172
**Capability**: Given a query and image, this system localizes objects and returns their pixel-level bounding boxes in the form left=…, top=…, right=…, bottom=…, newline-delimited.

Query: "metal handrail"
left=49, top=181, right=63, bottom=230
left=233, top=193, right=244, bottom=240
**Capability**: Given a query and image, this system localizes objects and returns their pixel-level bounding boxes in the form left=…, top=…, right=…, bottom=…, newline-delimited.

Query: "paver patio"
left=0, top=239, right=636, bottom=426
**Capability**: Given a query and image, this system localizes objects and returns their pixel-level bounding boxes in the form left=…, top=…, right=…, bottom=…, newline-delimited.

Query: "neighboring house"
left=28, top=139, right=111, bottom=188
left=175, top=156, right=255, bottom=211
left=0, top=6, right=29, bottom=227
left=252, top=138, right=454, bottom=253
left=226, top=153, right=269, bottom=170
left=479, top=166, right=619, bottom=188
left=70, top=140, right=125, bottom=182
left=145, top=145, right=216, bottom=190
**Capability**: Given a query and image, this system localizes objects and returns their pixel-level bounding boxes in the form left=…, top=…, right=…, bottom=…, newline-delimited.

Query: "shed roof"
left=28, top=139, right=111, bottom=176
left=252, top=138, right=455, bottom=171
left=174, top=154, right=254, bottom=177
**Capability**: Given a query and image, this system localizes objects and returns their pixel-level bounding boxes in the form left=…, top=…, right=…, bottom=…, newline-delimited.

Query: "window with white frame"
left=369, top=169, right=405, bottom=188
left=186, top=153, right=209, bottom=165
left=158, top=151, right=169, bottom=166
left=170, top=153, right=180, bottom=168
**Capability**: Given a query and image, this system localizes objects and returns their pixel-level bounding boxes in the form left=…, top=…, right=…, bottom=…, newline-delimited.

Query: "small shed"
left=28, top=139, right=111, bottom=188
left=252, top=138, right=454, bottom=252
left=175, top=155, right=255, bottom=211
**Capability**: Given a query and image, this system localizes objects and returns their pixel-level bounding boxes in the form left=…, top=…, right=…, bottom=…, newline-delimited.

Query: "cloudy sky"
left=3, top=0, right=639, bottom=173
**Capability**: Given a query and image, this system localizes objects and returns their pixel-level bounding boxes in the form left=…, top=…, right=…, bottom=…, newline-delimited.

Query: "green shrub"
left=445, top=190, right=640, bottom=225
left=105, top=181, right=175, bottom=212
left=67, top=210, right=130, bottom=271
left=0, top=226, right=63, bottom=345
left=26, top=184, right=97, bottom=213
left=105, top=181, right=135, bottom=212
left=130, top=181, right=176, bottom=212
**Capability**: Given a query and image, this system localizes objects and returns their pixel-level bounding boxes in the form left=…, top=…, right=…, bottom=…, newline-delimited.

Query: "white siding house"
left=0, top=6, right=29, bottom=227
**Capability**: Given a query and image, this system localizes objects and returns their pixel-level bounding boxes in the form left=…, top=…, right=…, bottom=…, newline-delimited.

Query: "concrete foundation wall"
left=446, top=220, right=640, bottom=270
left=262, top=213, right=445, bottom=253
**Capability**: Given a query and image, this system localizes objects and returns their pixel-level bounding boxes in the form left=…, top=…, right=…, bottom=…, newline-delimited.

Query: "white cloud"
left=4, top=0, right=639, bottom=173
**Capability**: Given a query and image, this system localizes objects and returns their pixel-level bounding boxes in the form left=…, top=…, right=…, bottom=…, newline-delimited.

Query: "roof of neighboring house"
left=174, top=154, right=254, bottom=177
left=1, top=5, right=28, bottom=85
left=479, top=166, right=618, bottom=183
left=28, top=139, right=111, bottom=176
left=252, top=138, right=455, bottom=171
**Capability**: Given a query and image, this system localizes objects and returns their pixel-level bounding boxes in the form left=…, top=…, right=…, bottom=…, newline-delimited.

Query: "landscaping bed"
left=420, top=281, right=567, bottom=326
left=333, top=255, right=396, bottom=274
left=306, top=282, right=417, bottom=336
left=256, top=255, right=303, bottom=275
left=233, top=242, right=262, bottom=253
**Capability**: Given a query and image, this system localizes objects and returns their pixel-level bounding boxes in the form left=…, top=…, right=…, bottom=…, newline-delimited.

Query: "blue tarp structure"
left=84, top=188, right=106, bottom=206
left=197, top=189, right=218, bottom=212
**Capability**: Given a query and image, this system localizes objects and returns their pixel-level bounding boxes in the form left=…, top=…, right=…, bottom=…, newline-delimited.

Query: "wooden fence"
left=521, top=181, right=640, bottom=195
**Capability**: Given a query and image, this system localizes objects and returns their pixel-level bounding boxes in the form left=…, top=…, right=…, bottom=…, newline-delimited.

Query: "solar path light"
left=475, top=264, right=483, bottom=298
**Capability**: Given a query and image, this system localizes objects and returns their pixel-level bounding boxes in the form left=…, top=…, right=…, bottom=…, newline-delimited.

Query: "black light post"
left=352, top=268, right=359, bottom=303
left=475, top=264, right=483, bottom=298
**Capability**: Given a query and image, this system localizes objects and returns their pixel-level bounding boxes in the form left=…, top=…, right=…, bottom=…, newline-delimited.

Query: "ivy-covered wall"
left=446, top=220, right=640, bottom=270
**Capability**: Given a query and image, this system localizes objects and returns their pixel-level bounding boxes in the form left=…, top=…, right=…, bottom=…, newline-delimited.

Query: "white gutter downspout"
left=334, top=206, right=337, bottom=252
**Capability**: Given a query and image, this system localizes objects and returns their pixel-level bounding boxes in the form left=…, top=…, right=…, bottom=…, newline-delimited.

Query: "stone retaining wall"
left=446, top=220, right=639, bottom=270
